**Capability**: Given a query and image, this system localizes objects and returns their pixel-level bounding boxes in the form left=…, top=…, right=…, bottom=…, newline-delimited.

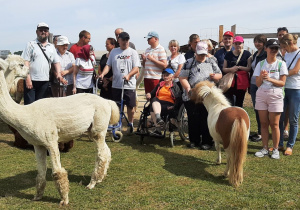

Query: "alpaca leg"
left=87, top=132, right=111, bottom=189
left=215, top=141, right=222, bottom=164
left=48, top=144, right=69, bottom=205
left=33, top=145, right=47, bottom=201
left=224, top=149, right=230, bottom=177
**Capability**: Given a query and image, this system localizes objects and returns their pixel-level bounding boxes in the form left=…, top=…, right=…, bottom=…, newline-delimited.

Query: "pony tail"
left=228, top=118, right=248, bottom=187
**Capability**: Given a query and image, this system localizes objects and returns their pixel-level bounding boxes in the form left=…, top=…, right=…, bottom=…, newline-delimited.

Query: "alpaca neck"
left=0, top=71, right=25, bottom=125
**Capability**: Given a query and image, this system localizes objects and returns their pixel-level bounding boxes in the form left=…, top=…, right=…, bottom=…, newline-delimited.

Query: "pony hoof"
left=60, top=200, right=69, bottom=206
left=216, top=160, right=221, bottom=165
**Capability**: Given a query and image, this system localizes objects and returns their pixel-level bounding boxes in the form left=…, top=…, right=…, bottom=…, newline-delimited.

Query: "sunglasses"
left=38, top=28, right=49, bottom=32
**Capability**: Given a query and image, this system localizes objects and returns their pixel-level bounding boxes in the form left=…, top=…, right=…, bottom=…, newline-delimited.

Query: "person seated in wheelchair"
left=146, top=68, right=182, bottom=136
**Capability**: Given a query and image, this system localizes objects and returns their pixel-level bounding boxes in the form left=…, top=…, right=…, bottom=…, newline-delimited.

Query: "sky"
left=1, top=0, right=300, bottom=53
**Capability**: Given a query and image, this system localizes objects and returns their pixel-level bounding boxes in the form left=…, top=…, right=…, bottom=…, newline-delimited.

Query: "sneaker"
left=283, top=130, right=289, bottom=139
left=271, top=149, right=280, bottom=159
left=127, top=123, right=134, bottom=134
left=255, top=148, right=269, bottom=157
left=150, top=129, right=162, bottom=136
left=156, top=118, right=164, bottom=126
left=250, top=134, right=262, bottom=142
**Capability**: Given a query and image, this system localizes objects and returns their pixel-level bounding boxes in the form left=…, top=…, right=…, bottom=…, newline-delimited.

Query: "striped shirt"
left=144, top=44, right=167, bottom=79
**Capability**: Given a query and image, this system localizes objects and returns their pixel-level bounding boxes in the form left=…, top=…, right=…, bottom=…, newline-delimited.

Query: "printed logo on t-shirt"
left=117, top=55, right=131, bottom=59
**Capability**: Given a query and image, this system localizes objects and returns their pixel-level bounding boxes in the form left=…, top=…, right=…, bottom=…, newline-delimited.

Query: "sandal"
left=284, top=147, right=293, bottom=156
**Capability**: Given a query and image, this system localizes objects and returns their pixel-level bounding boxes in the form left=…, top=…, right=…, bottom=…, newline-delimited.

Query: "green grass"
left=1, top=106, right=300, bottom=209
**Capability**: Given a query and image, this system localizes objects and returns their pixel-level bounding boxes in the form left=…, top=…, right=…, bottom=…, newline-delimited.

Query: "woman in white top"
left=279, top=34, right=300, bottom=156
left=73, top=45, right=96, bottom=94
left=167, top=40, right=185, bottom=85
left=253, top=39, right=288, bottom=159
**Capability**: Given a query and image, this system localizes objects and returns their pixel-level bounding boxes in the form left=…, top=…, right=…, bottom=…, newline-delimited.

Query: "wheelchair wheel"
left=178, top=104, right=189, bottom=141
left=112, top=131, right=123, bottom=142
left=170, top=132, right=174, bottom=147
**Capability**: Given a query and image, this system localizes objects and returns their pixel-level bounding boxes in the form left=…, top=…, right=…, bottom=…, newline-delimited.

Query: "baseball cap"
left=195, top=41, right=208, bottom=55
left=37, top=22, right=49, bottom=29
left=266, top=39, right=280, bottom=48
left=162, top=68, right=175, bottom=74
left=118, top=32, right=130, bottom=40
left=233, top=36, right=244, bottom=43
left=223, top=31, right=234, bottom=37
left=144, top=31, right=159, bottom=39
left=56, top=36, right=70, bottom=45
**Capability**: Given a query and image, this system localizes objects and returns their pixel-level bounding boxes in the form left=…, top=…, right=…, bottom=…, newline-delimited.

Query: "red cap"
left=223, top=31, right=234, bottom=37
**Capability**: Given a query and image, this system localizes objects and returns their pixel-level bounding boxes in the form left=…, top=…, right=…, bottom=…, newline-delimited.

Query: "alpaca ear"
left=0, top=58, right=9, bottom=72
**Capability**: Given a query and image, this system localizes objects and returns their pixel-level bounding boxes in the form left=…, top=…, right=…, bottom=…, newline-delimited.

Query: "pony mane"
left=191, top=81, right=230, bottom=107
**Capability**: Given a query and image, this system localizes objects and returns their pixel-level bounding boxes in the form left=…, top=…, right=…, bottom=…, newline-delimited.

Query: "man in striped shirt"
left=142, top=31, right=167, bottom=93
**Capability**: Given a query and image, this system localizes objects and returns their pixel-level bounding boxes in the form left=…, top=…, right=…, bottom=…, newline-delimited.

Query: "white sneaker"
left=271, top=149, right=280, bottom=159
left=255, top=148, right=269, bottom=157
left=283, top=130, right=289, bottom=138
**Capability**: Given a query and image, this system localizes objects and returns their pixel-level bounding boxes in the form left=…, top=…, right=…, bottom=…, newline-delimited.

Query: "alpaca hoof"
left=60, top=200, right=69, bottom=206
left=32, top=196, right=42, bottom=201
left=86, top=183, right=95, bottom=189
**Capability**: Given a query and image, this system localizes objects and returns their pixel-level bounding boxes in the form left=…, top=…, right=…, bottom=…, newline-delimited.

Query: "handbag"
left=218, top=50, right=244, bottom=93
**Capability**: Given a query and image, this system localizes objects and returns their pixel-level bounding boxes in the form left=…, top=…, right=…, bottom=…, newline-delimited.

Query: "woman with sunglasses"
left=253, top=39, right=288, bottom=159
left=278, top=34, right=300, bottom=156
left=223, top=36, right=251, bottom=107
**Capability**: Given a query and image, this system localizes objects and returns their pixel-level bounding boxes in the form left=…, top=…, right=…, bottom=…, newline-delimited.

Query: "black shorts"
left=112, top=88, right=136, bottom=109
left=150, top=97, right=174, bottom=114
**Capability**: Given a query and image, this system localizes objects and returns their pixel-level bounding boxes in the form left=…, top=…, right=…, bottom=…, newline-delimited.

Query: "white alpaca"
left=191, top=81, right=250, bottom=187
left=0, top=63, right=119, bottom=205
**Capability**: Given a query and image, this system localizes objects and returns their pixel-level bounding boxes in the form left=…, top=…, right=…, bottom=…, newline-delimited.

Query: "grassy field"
left=0, top=103, right=300, bottom=209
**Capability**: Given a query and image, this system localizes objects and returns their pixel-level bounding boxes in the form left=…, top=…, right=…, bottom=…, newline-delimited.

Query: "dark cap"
left=266, top=39, right=280, bottom=48
left=118, top=32, right=130, bottom=40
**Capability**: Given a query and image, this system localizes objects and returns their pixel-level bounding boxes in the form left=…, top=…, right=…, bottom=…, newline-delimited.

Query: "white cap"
left=37, top=22, right=49, bottom=29
left=56, top=36, right=70, bottom=45
left=196, top=41, right=208, bottom=55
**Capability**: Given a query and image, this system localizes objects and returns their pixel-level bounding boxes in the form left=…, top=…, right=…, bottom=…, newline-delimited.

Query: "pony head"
left=190, top=81, right=215, bottom=104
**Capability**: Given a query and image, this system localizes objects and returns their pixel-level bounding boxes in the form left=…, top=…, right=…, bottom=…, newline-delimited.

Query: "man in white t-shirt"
left=22, top=22, right=66, bottom=105
left=100, top=32, right=141, bottom=133
left=141, top=31, right=167, bottom=93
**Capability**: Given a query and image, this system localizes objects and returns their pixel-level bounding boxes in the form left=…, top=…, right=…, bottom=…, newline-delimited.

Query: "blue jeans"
left=279, top=88, right=300, bottom=148
left=250, top=84, right=261, bottom=134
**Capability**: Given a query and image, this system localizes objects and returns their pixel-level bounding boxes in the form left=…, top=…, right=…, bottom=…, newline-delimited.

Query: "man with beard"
left=22, top=22, right=66, bottom=105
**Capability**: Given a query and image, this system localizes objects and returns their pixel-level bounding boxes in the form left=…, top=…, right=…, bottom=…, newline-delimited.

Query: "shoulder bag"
left=218, top=50, right=244, bottom=93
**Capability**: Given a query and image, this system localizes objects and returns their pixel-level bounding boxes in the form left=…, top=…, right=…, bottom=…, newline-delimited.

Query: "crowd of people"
left=21, top=22, right=300, bottom=159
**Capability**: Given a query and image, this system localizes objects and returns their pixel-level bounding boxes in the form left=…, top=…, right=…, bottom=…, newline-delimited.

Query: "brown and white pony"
left=191, top=81, right=250, bottom=187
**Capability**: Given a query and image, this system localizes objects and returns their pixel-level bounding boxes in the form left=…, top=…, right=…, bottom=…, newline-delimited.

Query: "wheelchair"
left=135, top=100, right=189, bottom=147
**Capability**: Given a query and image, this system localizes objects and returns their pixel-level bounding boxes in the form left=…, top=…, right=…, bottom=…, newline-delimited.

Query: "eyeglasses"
left=269, top=47, right=279, bottom=50
left=38, top=29, right=49, bottom=32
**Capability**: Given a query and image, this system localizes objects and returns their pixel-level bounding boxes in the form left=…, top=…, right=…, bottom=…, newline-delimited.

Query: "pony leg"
left=48, top=143, right=69, bottom=205
left=33, top=145, right=47, bottom=201
left=87, top=132, right=111, bottom=189
left=224, top=149, right=230, bottom=177
left=215, top=141, right=222, bottom=164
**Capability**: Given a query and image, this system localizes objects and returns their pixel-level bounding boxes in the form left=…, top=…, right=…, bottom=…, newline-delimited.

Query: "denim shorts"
left=255, top=88, right=284, bottom=112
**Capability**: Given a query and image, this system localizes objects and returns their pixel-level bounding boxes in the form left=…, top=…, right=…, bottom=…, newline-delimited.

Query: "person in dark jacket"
left=146, top=68, right=181, bottom=135
left=248, top=34, right=267, bottom=142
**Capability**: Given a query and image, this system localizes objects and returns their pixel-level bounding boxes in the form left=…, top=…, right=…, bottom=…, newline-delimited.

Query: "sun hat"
left=162, top=68, right=175, bottom=74
left=144, top=31, right=159, bottom=39
left=195, top=41, right=208, bottom=55
left=56, top=36, right=70, bottom=45
left=37, top=22, right=49, bottom=29
left=265, top=39, right=280, bottom=48
left=223, top=31, right=234, bottom=37
left=233, top=36, right=244, bottom=43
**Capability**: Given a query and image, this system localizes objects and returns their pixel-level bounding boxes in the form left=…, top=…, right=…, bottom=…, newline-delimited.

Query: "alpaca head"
left=190, top=81, right=214, bottom=104
left=5, top=55, right=28, bottom=78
